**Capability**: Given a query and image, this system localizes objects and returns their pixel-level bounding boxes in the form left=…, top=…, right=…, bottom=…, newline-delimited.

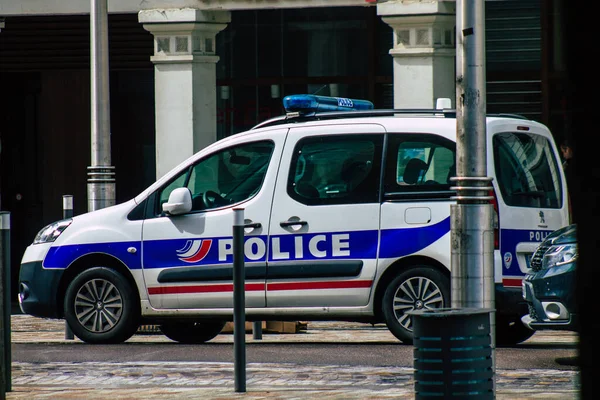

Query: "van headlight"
left=33, top=219, right=72, bottom=244
left=541, top=244, right=578, bottom=269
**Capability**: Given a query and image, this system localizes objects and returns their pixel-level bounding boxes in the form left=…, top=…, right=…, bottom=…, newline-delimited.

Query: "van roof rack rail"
left=251, top=108, right=457, bottom=130
left=251, top=109, right=531, bottom=130
left=487, top=112, right=529, bottom=120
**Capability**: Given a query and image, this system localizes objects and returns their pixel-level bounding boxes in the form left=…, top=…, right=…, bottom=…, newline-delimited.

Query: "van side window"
left=156, top=140, right=275, bottom=214
left=384, top=134, right=456, bottom=194
left=287, top=134, right=383, bottom=205
left=493, top=132, right=563, bottom=208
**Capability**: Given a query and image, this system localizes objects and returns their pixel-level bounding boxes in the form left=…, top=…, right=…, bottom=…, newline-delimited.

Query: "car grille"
left=528, top=303, right=539, bottom=321
left=529, top=242, right=550, bottom=272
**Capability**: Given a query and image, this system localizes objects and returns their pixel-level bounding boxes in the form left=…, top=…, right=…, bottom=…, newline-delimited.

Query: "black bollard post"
left=252, top=321, right=263, bottom=340
left=232, top=208, right=246, bottom=393
left=0, top=211, right=12, bottom=394
left=63, top=195, right=75, bottom=340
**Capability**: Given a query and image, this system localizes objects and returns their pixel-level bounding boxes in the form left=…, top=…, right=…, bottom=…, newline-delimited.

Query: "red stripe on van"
left=502, top=278, right=523, bottom=287
left=148, top=282, right=265, bottom=295
left=267, top=280, right=373, bottom=291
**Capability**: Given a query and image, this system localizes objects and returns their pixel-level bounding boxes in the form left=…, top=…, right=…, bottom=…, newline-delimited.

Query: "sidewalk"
left=5, top=315, right=581, bottom=399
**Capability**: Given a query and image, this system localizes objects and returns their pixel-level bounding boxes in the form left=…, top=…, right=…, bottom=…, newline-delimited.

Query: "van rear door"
left=489, top=121, right=570, bottom=288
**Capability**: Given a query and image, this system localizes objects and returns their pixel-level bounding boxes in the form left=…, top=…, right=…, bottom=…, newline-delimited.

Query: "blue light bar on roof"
left=283, top=94, right=374, bottom=113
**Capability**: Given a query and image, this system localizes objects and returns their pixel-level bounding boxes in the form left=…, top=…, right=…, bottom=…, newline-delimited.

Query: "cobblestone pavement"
left=5, top=315, right=581, bottom=399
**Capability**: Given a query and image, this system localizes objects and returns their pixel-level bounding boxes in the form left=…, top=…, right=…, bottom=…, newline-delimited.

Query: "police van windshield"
left=493, top=132, right=563, bottom=208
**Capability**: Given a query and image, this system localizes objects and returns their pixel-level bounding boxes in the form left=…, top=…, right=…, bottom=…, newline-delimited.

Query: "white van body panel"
left=19, top=103, right=570, bottom=345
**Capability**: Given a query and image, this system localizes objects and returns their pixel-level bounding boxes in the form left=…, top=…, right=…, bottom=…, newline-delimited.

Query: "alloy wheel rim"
left=392, top=276, right=444, bottom=331
left=74, top=278, right=123, bottom=333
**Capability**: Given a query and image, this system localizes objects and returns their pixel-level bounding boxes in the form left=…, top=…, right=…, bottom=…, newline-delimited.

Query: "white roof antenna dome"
left=436, top=98, right=452, bottom=109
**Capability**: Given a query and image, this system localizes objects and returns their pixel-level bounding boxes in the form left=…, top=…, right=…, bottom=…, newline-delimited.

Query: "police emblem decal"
left=503, top=252, right=513, bottom=269
left=177, top=239, right=213, bottom=263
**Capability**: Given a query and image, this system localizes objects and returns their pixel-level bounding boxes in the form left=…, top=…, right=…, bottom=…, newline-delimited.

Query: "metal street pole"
left=451, top=0, right=496, bottom=355
left=89, top=0, right=115, bottom=212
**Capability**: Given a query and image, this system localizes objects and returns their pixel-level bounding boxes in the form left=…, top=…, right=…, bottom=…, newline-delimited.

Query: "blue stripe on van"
left=43, top=241, right=143, bottom=270
left=42, top=222, right=449, bottom=271
left=500, top=228, right=554, bottom=277
left=378, top=217, right=450, bottom=259
left=144, top=235, right=243, bottom=268
left=268, top=230, right=378, bottom=261
left=142, top=231, right=379, bottom=269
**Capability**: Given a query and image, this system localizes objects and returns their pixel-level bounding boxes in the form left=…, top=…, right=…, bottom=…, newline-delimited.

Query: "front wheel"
left=382, top=267, right=450, bottom=345
left=64, top=267, right=140, bottom=344
left=160, top=321, right=226, bottom=344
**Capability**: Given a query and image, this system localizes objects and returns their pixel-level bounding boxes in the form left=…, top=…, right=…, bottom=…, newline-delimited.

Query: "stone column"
left=378, top=1, right=456, bottom=109
left=139, top=9, right=231, bottom=179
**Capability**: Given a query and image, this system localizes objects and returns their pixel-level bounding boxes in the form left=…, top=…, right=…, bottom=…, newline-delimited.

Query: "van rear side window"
left=493, top=132, right=563, bottom=208
left=287, top=134, right=384, bottom=205
left=384, top=133, right=456, bottom=194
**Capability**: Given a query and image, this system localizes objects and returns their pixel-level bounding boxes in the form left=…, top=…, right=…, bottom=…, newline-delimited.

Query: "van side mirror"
left=162, top=187, right=192, bottom=216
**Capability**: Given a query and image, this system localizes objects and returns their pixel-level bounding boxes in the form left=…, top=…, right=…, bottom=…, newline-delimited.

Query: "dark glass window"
left=287, top=134, right=383, bottom=205
left=384, top=134, right=456, bottom=194
left=215, top=7, right=393, bottom=136
left=282, top=8, right=368, bottom=78
left=258, top=10, right=283, bottom=78
left=493, top=132, right=562, bottom=208
left=157, top=140, right=275, bottom=213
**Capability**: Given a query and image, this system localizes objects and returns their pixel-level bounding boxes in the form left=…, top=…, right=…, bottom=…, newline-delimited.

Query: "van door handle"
left=280, top=220, right=307, bottom=228
left=243, top=221, right=262, bottom=234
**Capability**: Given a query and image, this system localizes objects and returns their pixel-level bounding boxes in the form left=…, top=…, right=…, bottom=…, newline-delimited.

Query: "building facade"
left=0, top=0, right=569, bottom=301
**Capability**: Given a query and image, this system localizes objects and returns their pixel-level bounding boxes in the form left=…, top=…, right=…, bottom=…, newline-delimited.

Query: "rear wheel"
left=64, top=267, right=140, bottom=344
left=160, top=321, right=226, bottom=344
left=382, top=267, right=450, bottom=345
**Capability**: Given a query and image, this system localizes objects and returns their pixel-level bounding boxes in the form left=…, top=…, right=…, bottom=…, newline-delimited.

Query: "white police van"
left=18, top=94, right=569, bottom=345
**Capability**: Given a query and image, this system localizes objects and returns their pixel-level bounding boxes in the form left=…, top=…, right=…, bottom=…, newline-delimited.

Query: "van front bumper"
left=18, top=261, right=64, bottom=319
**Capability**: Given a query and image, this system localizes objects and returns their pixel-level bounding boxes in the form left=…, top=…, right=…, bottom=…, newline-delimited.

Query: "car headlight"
left=33, top=219, right=72, bottom=244
left=541, top=244, right=578, bottom=269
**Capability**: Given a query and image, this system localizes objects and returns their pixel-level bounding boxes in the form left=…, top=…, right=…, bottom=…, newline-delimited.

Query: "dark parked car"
left=521, top=224, right=578, bottom=332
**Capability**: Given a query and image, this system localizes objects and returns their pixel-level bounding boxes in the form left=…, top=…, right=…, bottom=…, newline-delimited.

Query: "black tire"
left=495, top=315, right=535, bottom=346
left=382, top=267, right=450, bottom=345
left=160, top=321, right=226, bottom=344
left=64, top=267, right=140, bottom=344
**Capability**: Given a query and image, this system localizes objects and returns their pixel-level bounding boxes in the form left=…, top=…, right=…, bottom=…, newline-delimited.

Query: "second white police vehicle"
left=19, top=94, right=570, bottom=345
